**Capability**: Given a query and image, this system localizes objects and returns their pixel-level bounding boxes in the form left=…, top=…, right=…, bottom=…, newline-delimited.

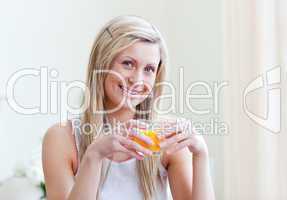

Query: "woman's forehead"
left=117, top=42, right=160, bottom=65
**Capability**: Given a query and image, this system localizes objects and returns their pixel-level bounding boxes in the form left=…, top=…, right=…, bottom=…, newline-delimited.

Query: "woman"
left=42, top=15, right=215, bottom=200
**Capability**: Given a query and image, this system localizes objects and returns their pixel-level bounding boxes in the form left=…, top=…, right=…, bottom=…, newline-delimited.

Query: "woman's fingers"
left=159, top=132, right=189, bottom=149
left=114, top=142, right=145, bottom=160
left=165, top=138, right=194, bottom=154
left=160, top=131, right=207, bottom=156
left=162, top=131, right=177, bottom=139
left=128, top=128, right=153, bottom=145
left=116, top=135, right=153, bottom=156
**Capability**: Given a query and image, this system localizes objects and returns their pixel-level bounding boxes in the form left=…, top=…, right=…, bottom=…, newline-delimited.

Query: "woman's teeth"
left=119, top=85, right=142, bottom=95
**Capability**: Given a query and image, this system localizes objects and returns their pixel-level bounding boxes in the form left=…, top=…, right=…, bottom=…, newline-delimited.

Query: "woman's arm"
left=42, top=120, right=153, bottom=200
left=160, top=120, right=216, bottom=200
left=191, top=152, right=215, bottom=200
left=42, top=123, right=103, bottom=200
left=165, top=148, right=215, bottom=200
left=164, top=148, right=193, bottom=200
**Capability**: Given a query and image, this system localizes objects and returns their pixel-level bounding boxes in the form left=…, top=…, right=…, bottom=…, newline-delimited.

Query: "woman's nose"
left=127, top=70, right=144, bottom=85
left=127, top=72, right=148, bottom=92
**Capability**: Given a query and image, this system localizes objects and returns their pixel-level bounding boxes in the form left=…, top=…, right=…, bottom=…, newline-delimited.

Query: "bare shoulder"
left=42, top=121, right=79, bottom=198
left=43, top=121, right=74, bottom=153
left=43, top=121, right=72, bottom=142
left=42, top=120, right=78, bottom=174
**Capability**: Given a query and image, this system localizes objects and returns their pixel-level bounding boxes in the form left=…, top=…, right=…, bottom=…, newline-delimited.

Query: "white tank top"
left=71, top=119, right=172, bottom=200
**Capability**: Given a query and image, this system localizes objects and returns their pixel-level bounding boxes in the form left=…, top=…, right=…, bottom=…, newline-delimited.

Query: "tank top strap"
left=70, top=118, right=82, bottom=173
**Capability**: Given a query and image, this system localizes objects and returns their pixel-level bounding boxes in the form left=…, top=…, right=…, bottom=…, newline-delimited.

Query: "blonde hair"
left=80, top=15, right=168, bottom=200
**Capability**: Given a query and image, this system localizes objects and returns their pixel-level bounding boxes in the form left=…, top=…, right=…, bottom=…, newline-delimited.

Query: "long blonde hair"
left=80, top=15, right=168, bottom=200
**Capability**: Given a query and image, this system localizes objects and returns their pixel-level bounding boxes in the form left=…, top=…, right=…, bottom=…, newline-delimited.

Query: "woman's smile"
left=118, top=83, right=146, bottom=97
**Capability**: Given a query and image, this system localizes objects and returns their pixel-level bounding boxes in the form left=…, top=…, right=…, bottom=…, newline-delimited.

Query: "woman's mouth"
left=118, top=84, right=144, bottom=96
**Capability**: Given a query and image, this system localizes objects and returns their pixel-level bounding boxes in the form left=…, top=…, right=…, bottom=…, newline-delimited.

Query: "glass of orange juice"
left=128, top=119, right=178, bottom=155
left=129, top=129, right=162, bottom=154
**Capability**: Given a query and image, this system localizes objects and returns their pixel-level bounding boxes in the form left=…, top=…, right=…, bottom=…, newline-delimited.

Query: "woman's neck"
left=105, top=107, right=135, bottom=123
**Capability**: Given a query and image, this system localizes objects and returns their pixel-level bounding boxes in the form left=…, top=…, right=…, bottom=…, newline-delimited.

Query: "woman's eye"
left=145, top=65, right=156, bottom=73
left=122, top=60, right=133, bottom=69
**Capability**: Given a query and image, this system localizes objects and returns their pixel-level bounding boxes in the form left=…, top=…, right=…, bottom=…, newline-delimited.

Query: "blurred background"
left=0, top=0, right=286, bottom=199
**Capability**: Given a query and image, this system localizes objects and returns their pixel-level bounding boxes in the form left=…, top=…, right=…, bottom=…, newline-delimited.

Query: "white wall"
left=0, top=0, right=223, bottom=198
left=163, top=1, right=224, bottom=199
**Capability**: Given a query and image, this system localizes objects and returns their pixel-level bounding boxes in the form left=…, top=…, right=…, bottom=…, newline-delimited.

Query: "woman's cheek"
left=147, top=79, right=156, bottom=93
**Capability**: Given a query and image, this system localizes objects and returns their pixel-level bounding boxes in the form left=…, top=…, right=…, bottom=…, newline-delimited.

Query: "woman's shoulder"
left=43, top=121, right=74, bottom=144
left=42, top=120, right=78, bottom=173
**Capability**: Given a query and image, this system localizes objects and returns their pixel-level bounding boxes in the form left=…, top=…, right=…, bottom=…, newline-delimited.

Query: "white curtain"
left=222, top=0, right=287, bottom=199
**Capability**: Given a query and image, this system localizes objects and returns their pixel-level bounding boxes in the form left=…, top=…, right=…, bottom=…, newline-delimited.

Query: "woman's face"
left=104, top=41, right=160, bottom=111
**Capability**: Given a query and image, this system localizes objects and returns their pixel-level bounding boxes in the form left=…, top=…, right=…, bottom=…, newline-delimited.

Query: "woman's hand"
left=159, top=119, right=216, bottom=200
left=159, top=120, right=209, bottom=158
left=86, top=119, right=153, bottom=162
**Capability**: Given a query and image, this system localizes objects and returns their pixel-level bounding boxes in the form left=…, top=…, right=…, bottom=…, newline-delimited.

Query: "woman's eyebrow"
left=122, top=55, right=158, bottom=66
left=122, top=55, right=136, bottom=62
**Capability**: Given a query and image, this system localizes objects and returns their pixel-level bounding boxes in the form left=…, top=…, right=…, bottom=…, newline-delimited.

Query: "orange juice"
left=130, top=129, right=161, bottom=153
